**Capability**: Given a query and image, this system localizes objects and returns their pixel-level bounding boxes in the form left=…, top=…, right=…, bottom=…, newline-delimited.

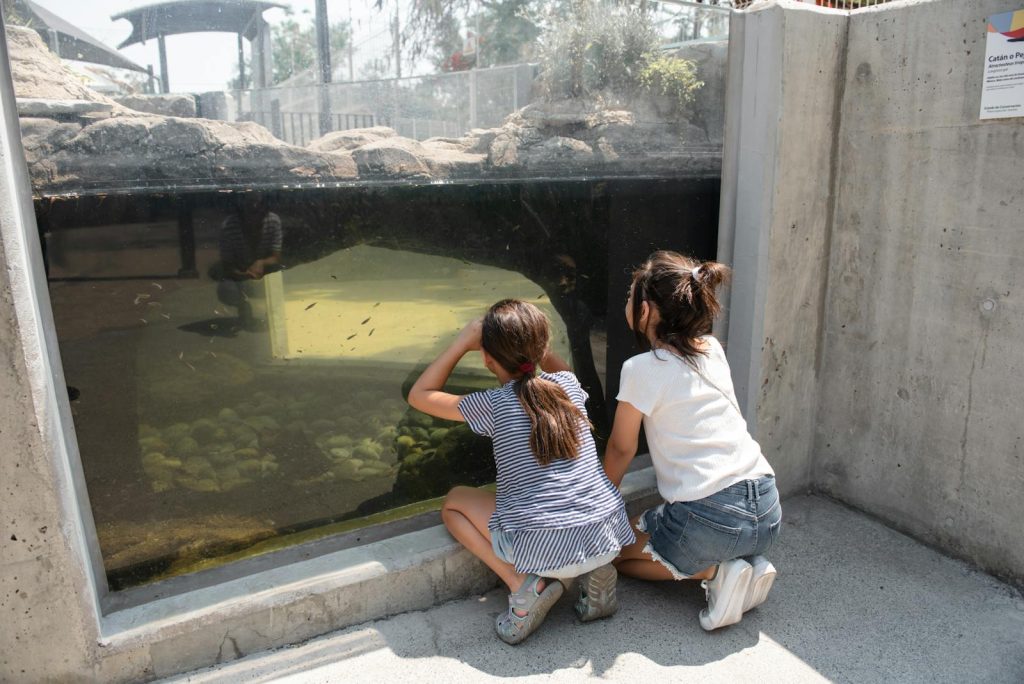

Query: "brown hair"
left=629, top=251, right=731, bottom=361
left=481, top=299, right=588, bottom=466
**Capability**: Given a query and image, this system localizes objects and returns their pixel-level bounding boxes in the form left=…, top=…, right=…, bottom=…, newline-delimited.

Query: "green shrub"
left=639, top=53, right=704, bottom=117
left=536, top=3, right=703, bottom=120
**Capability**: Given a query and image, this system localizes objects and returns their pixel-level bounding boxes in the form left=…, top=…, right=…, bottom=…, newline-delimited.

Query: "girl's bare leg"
left=441, top=486, right=532, bottom=594
left=613, top=515, right=715, bottom=581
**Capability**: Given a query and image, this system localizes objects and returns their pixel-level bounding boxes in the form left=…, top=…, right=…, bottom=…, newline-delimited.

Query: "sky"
left=32, top=0, right=401, bottom=92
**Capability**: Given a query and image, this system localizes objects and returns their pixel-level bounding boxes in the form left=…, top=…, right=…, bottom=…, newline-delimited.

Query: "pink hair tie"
left=518, top=362, right=536, bottom=374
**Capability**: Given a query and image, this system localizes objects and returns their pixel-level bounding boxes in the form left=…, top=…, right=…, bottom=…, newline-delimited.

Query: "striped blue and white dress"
left=459, top=370, right=635, bottom=575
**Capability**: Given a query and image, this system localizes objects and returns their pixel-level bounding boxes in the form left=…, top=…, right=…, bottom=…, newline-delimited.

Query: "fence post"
left=469, top=69, right=478, bottom=129
left=270, top=98, right=282, bottom=140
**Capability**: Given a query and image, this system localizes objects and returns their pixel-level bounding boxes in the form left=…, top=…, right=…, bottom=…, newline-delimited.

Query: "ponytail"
left=514, top=373, right=588, bottom=466
left=631, top=252, right=731, bottom=361
left=482, top=299, right=589, bottom=466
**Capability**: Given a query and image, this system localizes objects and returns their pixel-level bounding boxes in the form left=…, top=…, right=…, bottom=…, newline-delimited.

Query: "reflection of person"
left=603, top=251, right=781, bottom=632
left=214, top=194, right=282, bottom=331
left=408, top=300, right=634, bottom=645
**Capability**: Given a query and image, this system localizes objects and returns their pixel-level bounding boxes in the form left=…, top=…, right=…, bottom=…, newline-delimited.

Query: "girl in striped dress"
left=408, top=299, right=635, bottom=644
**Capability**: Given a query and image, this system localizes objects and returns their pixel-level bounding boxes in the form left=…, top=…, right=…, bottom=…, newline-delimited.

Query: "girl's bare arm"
left=540, top=347, right=572, bottom=373
left=407, top=320, right=481, bottom=422
left=603, top=400, right=643, bottom=487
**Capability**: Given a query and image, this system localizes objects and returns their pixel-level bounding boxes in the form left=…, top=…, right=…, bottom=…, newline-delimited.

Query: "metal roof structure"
left=112, top=0, right=286, bottom=48
left=109, top=0, right=286, bottom=93
left=15, top=0, right=148, bottom=73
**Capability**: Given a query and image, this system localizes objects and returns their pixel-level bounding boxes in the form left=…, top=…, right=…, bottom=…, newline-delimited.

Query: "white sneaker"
left=742, top=556, right=777, bottom=613
left=699, top=558, right=753, bottom=631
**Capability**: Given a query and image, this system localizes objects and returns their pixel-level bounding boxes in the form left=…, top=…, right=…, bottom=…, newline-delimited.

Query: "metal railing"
left=235, top=63, right=535, bottom=147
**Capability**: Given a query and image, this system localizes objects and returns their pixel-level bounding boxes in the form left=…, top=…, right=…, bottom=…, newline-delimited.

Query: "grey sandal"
left=574, top=563, right=619, bottom=622
left=495, top=574, right=564, bottom=645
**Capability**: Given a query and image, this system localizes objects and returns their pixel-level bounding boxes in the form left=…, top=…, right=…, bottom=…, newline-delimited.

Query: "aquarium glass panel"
left=6, top=0, right=727, bottom=590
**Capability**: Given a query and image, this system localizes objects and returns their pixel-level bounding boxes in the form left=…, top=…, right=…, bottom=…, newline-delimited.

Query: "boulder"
left=519, top=135, right=595, bottom=172
left=5, top=25, right=123, bottom=109
left=307, top=126, right=397, bottom=153
left=24, top=115, right=357, bottom=192
left=114, top=94, right=197, bottom=118
left=350, top=137, right=431, bottom=179
left=420, top=138, right=486, bottom=178
left=16, top=99, right=113, bottom=118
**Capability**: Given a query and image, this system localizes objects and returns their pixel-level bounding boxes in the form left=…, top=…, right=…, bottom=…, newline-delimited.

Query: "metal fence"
left=235, top=63, right=535, bottom=147
left=721, top=0, right=899, bottom=7
left=798, top=0, right=899, bottom=8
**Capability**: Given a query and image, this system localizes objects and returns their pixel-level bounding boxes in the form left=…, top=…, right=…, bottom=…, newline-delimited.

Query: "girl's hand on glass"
left=456, top=318, right=483, bottom=351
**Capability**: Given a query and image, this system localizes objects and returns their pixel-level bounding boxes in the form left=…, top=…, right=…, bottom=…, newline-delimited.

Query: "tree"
left=227, top=11, right=351, bottom=89
left=271, top=15, right=351, bottom=84
left=398, top=0, right=570, bottom=72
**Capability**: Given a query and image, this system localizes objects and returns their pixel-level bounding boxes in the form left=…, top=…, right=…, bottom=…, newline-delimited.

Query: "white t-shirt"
left=616, top=336, right=774, bottom=502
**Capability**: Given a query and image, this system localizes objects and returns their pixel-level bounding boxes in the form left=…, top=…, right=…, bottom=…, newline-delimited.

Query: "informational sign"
left=980, top=8, right=1024, bottom=119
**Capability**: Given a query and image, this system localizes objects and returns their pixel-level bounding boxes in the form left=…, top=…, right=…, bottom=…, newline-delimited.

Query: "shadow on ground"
left=167, top=496, right=1024, bottom=683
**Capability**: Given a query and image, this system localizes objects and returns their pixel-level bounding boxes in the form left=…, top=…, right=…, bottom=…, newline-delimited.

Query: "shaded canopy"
left=113, top=0, right=286, bottom=48
left=16, top=0, right=147, bottom=72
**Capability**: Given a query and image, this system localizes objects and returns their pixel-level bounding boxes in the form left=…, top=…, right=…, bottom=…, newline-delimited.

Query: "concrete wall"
left=721, top=1, right=848, bottom=498
left=727, top=0, right=1023, bottom=585
left=0, top=23, right=102, bottom=681
left=813, top=0, right=1024, bottom=585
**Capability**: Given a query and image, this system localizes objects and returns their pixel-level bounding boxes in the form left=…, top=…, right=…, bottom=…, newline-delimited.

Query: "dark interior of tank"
left=37, top=176, right=719, bottom=589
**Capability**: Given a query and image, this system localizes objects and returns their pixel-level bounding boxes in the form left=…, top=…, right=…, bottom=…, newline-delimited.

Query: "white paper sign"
left=980, top=9, right=1024, bottom=120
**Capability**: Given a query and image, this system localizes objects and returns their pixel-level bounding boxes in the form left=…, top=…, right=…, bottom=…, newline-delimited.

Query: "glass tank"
left=4, top=0, right=728, bottom=590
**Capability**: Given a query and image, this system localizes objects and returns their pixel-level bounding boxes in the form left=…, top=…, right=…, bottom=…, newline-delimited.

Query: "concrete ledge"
left=98, top=468, right=659, bottom=680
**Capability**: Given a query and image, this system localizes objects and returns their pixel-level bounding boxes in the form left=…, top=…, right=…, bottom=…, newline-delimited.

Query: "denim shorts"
left=638, top=475, right=782, bottom=578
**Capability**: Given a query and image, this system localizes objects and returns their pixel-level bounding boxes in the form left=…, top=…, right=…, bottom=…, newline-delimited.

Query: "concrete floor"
left=163, top=495, right=1024, bottom=684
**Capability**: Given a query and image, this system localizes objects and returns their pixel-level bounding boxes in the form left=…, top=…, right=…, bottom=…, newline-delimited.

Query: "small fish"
left=160, top=313, right=171, bottom=319
left=139, top=318, right=148, bottom=324
left=536, top=294, right=545, bottom=300
left=133, top=293, right=150, bottom=305
left=361, top=317, right=371, bottom=325
left=178, top=351, right=184, bottom=360
left=373, top=302, right=380, bottom=307
left=305, top=302, right=317, bottom=311
left=368, top=328, right=375, bottom=337
left=208, top=351, right=217, bottom=358
left=330, top=275, right=337, bottom=280
left=350, top=347, right=355, bottom=351
left=151, top=282, right=163, bottom=290
left=347, top=334, right=357, bottom=340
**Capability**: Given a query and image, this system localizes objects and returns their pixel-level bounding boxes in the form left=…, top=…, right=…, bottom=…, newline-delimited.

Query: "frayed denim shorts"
left=638, top=475, right=781, bottom=578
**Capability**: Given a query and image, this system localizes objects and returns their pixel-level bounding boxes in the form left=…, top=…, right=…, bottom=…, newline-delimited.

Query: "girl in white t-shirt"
left=604, top=251, right=781, bottom=631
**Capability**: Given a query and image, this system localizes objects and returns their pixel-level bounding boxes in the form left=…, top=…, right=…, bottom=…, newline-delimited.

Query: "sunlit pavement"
left=164, top=495, right=1024, bottom=684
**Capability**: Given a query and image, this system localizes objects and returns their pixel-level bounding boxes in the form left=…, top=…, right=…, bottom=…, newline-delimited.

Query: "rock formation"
left=7, top=24, right=723, bottom=195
